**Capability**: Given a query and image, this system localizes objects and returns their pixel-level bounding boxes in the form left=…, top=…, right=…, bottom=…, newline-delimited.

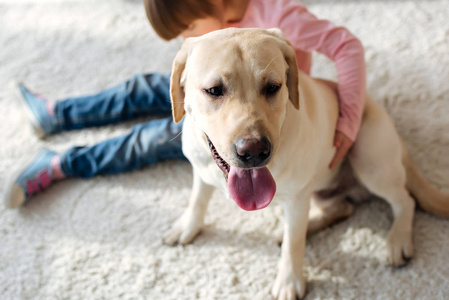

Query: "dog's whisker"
left=169, top=129, right=183, bottom=143
left=261, top=55, right=281, bottom=74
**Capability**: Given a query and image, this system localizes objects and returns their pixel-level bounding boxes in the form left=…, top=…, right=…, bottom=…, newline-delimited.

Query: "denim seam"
left=60, top=153, right=72, bottom=177
left=54, top=108, right=171, bottom=130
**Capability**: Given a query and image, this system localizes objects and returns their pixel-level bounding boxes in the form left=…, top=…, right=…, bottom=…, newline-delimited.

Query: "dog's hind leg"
left=307, top=160, right=361, bottom=234
left=276, top=196, right=353, bottom=246
left=307, top=195, right=354, bottom=234
left=275, top=187, right=365, bottom=245
left=163, top=169, right=214, bottom=245
left=276, top=169, right=361, bottom=245
left=349, top=99, right=415, bottom=267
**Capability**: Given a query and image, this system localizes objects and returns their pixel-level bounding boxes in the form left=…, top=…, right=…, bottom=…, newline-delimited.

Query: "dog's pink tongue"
left=228, top=166, right=276, bottom=211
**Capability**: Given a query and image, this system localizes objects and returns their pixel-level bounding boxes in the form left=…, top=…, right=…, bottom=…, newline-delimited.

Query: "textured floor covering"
left=1, top=0, right=449, bottom=299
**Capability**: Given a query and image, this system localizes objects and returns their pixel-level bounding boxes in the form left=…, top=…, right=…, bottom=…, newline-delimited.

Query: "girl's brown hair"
left=144, top=0, right=218, bottom=40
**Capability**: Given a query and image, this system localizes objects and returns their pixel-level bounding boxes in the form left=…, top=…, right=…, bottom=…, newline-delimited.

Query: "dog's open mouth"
left=206, top=135, right=276, bottom=211
left=208, top=137, right=231, bottom=181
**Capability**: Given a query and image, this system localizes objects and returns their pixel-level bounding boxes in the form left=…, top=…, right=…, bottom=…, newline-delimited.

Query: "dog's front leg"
left=272, top=193, right=311, bottom=300
left=163, top=169, right=214, bottom=245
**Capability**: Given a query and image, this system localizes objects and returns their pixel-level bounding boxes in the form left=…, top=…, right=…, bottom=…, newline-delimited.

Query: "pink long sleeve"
left=231, top=0, right=366, bottom=141
left=276, top=1, right=366, bottom=141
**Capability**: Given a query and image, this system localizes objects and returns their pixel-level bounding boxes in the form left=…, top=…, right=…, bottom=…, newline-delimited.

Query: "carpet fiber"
left=1, top=0, right=449, bottom=299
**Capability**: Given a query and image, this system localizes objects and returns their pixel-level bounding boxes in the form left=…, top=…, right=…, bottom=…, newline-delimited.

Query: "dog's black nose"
left=234, top=136, right=271, bottom=167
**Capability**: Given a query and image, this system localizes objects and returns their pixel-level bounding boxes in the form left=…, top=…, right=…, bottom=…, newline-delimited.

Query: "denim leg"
left=54, top=73, right=172, bottom=131
left=60, top=117, right=186, bottom=178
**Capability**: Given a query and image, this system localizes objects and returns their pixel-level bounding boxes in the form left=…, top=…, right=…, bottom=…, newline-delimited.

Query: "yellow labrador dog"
left=164, top=28, right=449, bottom=299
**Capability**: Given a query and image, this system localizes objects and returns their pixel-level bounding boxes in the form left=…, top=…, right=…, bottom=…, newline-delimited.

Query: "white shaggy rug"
left=1, top=0, right=449, bottom=299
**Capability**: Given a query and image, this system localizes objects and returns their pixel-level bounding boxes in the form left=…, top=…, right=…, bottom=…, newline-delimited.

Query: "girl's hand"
left=329, top=131, right=353, bottom=169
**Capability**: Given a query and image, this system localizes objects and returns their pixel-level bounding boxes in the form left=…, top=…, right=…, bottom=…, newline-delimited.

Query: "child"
left=4, top=0, right=365, bottom=208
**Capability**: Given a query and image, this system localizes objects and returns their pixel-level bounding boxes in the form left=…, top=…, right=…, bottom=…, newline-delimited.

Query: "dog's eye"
left=205, top=86, right=224, bottom=97
left=266, top=84, right=281, bottom=95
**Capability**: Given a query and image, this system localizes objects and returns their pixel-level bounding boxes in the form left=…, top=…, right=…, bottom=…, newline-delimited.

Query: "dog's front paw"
left=163, top=210, right=203, bottom=246
left=386, top=229, right=413, bottom=267
left=271, top=267, right=306, bottom=300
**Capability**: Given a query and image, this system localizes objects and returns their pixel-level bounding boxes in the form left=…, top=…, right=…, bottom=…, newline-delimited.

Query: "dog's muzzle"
left=206, top=134, right=276, bottom=211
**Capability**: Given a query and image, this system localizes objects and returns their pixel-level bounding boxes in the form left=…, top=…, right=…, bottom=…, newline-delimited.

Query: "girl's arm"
left=277, top=1, right=366, bottom=143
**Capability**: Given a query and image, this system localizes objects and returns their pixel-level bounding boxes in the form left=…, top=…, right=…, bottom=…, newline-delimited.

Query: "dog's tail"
left=402, top=141, right=449, bottom=217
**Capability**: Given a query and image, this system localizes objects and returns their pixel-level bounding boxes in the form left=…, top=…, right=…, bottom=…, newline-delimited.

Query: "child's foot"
left=14, top=82, right=57, bottom=138
left=4, top=149, right=65, bottom=208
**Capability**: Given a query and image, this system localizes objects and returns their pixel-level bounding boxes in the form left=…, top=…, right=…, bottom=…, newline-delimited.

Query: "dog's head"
left=170, top=28, right=299, bottom=211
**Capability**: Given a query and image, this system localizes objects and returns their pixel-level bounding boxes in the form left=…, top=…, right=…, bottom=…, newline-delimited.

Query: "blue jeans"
left=55, top=73, right=186, bottom=178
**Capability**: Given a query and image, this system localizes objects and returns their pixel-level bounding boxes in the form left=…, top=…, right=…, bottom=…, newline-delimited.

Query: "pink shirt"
left=227, top=0, right=366, bottom=141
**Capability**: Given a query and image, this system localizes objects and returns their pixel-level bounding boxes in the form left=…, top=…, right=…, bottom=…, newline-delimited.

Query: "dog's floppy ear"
left=283, top=44, right=300, bottom=110
left=267, top=28, right=300, bottom=110
left=170, top=40, right=190, bottom=123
